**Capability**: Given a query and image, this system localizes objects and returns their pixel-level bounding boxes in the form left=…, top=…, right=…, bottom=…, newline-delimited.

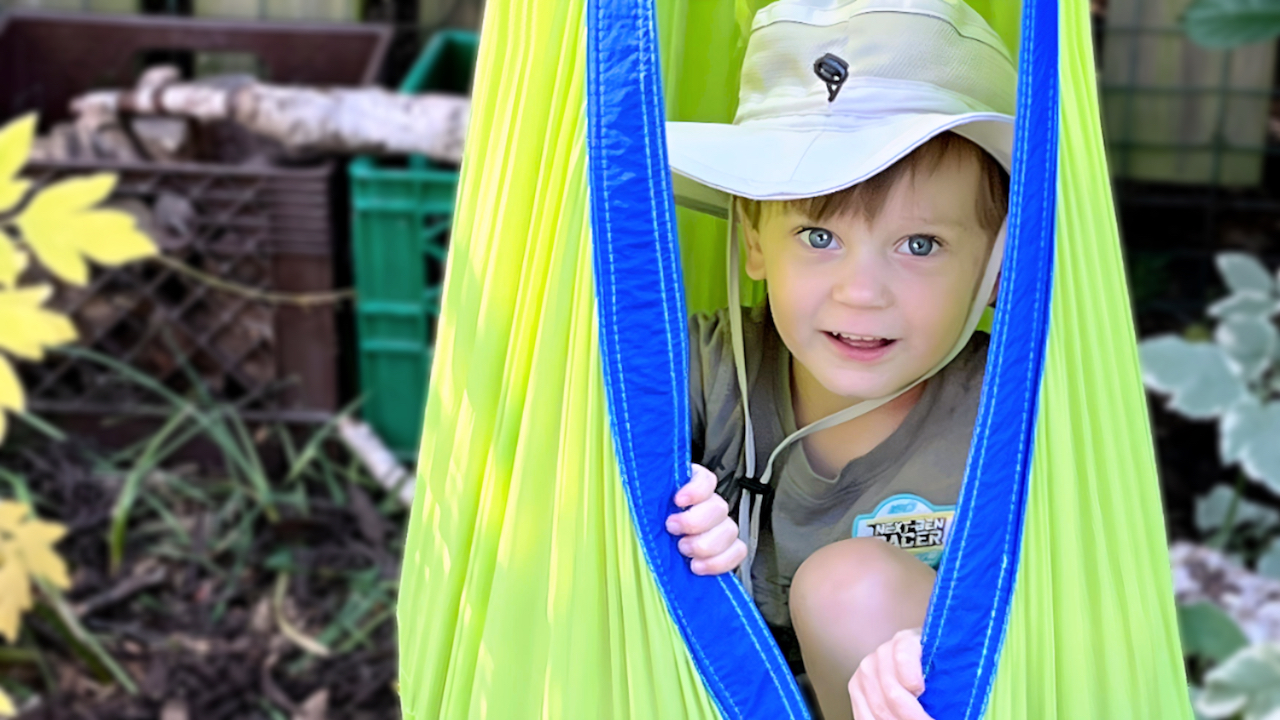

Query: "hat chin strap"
left=725, top=201, right=1008, bottom=595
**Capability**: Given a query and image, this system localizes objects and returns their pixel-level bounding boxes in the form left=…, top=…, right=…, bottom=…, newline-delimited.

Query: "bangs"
left=738, top=132, right=1010, bottom=237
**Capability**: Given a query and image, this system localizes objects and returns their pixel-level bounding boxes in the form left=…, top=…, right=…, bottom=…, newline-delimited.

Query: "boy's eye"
left=902, top=235, right=939, bottom=256
left=801, top=228, right=835, bottom=249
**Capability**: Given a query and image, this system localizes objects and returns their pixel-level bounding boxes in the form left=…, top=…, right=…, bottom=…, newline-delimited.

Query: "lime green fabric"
left=966, top=0, right=1021, bottom=58
left=659, top=0, right=772, bottom=313
left=982, top=2, right=1191, bottom=716
left=395, top=0, right=720, bottom=716
left=399, top=0, right=1192, bottom=717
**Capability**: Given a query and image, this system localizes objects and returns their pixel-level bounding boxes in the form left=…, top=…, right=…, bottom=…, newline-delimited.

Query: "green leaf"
left=1209, top=291, right=1277, bottom=320
left=1259, top=538, right=1280, bottom=580
left=1216, top=316, right=1278, bottom=381
left=1179, top=602, right=1250, bottom=663
left=1184, top=0, right=1280, bottom=49
left=1197, top=485, right=1235, bottom=534
left=1140, top=335, right=1248, bottom=419
left=1221, top=401, right=1280, bottom=493
left=1218, top=252, right=1277, bottom=294
left=1195, top=682, right=1248, bottom=719
left=1199, top=644, right=1280, bottom=720
left=1195, top=483, right=1280, bottom=533
left=33, top=580, right=137, bottom=694
left=108, top=407, right=192, bottom=574
left=1188, top=687, right=1212, bottom=720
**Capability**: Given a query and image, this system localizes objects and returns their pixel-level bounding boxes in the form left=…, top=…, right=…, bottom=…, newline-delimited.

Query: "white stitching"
left=966, top=15, right=1056, bottom=716
left=927, top=0, right=1036, bottom=680
left=646, top=12, right=805, bottom=703
left=632, top=5, right=743, bottom=717
left=590, top=2, right=811, bottom=716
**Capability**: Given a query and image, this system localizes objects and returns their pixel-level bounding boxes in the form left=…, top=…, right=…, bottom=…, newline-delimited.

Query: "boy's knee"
left=789, top=538, right=927, bottom=629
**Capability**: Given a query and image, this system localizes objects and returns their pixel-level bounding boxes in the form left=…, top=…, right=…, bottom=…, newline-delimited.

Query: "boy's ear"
left=739, top=210, right=767, bottom=281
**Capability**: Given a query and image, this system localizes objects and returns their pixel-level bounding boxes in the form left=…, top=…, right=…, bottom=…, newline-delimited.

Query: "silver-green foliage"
left=1140, top=252, right=1280, bottom=494
left=1145, top=253, right=1280, bottom=717
left=1194, top=643, right=1280, bottom=720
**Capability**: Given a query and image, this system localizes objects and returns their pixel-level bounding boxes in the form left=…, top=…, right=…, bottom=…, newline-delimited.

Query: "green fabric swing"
left=395, top=0, right=1192, bottom=717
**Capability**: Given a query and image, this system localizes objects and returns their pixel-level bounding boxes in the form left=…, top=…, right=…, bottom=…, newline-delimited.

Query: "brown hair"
left=737, top=132, right=1010, bottom=237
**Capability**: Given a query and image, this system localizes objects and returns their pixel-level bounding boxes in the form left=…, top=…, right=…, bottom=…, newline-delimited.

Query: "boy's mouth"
left=824, top=331, right=897, bottom=360
left=826, top=331, right=895, bottom=349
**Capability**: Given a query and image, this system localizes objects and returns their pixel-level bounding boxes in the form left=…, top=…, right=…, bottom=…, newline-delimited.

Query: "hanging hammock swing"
left=396, top=0, right=1193, bottom=717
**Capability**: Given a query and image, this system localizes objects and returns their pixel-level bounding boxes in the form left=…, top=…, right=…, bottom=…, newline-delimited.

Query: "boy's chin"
left=815, top=374, right=904, bottom=405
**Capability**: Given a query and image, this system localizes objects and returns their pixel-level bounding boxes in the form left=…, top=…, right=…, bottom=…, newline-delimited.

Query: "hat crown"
left=736, top=0, right=1017, bottom=125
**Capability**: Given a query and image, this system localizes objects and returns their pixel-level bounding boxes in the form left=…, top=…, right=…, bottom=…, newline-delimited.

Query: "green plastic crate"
left=349, top=29, right=479, bottom=460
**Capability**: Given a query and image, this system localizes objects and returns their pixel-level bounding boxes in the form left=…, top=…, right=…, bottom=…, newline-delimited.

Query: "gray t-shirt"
left=689, top=305, right=988, bottom=628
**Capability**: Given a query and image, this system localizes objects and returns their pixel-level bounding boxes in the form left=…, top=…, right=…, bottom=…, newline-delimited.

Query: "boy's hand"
left=666, top=464, right=747, bottom=576
left=849, top=628, right=933, bottom=720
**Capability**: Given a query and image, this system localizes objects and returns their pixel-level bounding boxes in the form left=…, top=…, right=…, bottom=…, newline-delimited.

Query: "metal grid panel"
left=18, top=163, right=339, bottom=419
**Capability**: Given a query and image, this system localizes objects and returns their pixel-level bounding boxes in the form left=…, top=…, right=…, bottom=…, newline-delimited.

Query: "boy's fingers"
left=849, top=672, right=876, bottom=720
left=854, top=662, right=892, bottom=719
left=878, top=680, right=930, bottom=720
left=675, top=464, right=717, bottom=507
left=679, top=517, right=739, bottom=559
left=892, top=630, right=926, bottom=696
left=877, top=641, right=931, bottom=720
left=666, top=492, right=728, bottom=535
left=690, top=539, right=747, bottom=576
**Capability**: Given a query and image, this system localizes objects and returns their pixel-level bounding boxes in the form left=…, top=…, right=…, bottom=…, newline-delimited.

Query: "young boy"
left=660, top=2, right=1016, bottom=719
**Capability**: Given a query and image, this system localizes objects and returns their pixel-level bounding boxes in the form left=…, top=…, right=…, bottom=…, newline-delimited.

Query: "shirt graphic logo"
left=852, top=494, right=956, bottom=568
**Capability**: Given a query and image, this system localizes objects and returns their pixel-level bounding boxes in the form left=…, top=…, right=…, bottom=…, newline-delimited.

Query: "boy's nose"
left=830, top=259, right=892, bottom=308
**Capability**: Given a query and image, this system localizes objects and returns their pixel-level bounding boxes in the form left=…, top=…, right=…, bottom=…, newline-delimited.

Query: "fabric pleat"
left=979, top=1, right=1191, bottom=717
left=396, top=0, right=719, bottom=715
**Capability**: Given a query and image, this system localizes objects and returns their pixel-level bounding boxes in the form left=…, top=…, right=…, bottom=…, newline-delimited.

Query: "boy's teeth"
left=835, top=332, right=882, bottom=341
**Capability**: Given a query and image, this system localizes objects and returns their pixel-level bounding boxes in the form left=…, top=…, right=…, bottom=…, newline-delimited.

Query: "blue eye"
left=802, top=228, right=835, bottom=249
left=903, top=235, right=938, bottom=256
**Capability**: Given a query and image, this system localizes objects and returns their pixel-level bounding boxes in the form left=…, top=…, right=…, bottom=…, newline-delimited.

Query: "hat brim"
left=667, top=113, right=1014, bottom=219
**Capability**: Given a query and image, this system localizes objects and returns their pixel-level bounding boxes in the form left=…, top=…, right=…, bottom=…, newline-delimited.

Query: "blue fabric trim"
left=585, top=0, right=811, bottom=718
left=918, top=0, right=1059, bottom=718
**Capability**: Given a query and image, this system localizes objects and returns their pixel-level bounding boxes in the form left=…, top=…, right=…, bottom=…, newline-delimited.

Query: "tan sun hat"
left=667, top=0, right=1017, bottom=219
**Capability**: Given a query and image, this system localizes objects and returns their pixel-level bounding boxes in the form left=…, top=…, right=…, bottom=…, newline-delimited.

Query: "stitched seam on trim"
left=973, top=19, right=1057, bottom=717
left=717, top=574, right=806, bottom=718
left=633, top=5, right=745, bottom=718
left=590, top=2, right=808, bottom=715
left=643, top=2, right=802, bottom=709
left=962, top=0, right=1048, bottom=714
left=927, top=0, right=1035, bottom=675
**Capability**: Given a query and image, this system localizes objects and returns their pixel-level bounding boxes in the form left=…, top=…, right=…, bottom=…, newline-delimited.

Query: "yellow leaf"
left=0, top=115, right=35, bottom=214
left=10, top=519, right=69, bottom=589
left=0, top=501, right=70, bottom=643
left=0, top=686, right=14, bottom=716
left=13, top=174, right=157, bottom=286
left=0, top=552, right=32, bottom=643
left=0, top=285, right=77, bottom=361
left=0, top=231, right=28, bottom=288
left=77, top=212, right=156, bottom=268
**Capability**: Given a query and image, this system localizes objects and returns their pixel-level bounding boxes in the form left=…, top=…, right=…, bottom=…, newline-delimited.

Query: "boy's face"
left=741, top=153, right=998, bottom=403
